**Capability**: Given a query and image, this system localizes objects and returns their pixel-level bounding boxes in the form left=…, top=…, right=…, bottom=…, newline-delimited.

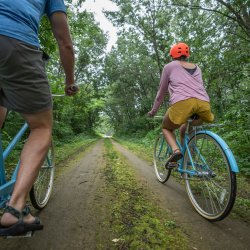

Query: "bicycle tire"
left=30, top=141, right=55, bottom=210
left=154, top=133, right=172, bottom=183
left=183, top=132, right=236, bottom=221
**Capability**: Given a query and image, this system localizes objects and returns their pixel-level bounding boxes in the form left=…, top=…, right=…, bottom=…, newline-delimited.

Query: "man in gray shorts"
left=0, top=1, right=78, bottom=236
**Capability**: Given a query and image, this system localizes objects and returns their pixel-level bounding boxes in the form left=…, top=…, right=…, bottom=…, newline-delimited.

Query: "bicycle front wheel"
left=30, top=141, right=55, bottom=210
left=183, top=132, right=236, bottom=221
left=154, top=133, right=172, bottom=183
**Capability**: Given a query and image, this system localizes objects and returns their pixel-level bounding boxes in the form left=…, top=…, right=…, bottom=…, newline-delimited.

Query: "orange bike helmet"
left=169, top=42, right=190, bottom=59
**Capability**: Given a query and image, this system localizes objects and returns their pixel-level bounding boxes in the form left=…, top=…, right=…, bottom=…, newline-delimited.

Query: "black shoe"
left=165, top=150, right=183, bottom=169
left=0, top=205, right=43, bottom=236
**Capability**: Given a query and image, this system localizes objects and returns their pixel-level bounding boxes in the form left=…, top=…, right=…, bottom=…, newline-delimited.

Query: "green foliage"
left=1, top=113, right=28, bottom=178
left=38, top=3, right=108, bottom=142
left=4, top=0, right=249, bottom=176
left=39, top=16, right=57, bottom=54
left=218, top=98, right=250, bottom=175
left=103, top=0, right=250, bottom=175
left=103, top=33, right=161, bottom=134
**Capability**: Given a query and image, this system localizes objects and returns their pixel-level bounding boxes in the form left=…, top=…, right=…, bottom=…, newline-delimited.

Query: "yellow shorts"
left=167, top=98, right=214, bottom=125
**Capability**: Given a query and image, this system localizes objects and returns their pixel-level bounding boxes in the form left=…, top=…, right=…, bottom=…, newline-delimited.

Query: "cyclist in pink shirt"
left=148, top=42, right=214, bottom=167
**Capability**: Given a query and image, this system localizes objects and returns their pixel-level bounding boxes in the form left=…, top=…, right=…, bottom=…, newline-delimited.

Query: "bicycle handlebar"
left=154, top=116, right=164, bottom=119
left=52, top=94, right=64, bottom=97
left=52, top=85, right=79, bottom=97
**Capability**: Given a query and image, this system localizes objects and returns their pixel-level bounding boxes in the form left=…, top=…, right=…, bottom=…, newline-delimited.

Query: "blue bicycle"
left=154, top=116, right=238, bottom=221
left=0, top=112, right=55, bottom=211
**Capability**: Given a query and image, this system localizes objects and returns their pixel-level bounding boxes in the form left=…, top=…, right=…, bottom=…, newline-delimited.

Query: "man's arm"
left=49, top=12, right=77, bottom=95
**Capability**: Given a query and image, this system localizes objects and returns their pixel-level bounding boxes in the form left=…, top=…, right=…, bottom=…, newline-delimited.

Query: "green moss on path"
left=103, top=139, right=188, bottom=250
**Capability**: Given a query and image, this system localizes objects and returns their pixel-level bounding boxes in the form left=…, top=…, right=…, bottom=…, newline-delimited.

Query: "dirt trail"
left=112, top=140, right=250, bottom=250
left=0, top=141, right=108, bottom=250
left=0, top=139, right=249, bottom=250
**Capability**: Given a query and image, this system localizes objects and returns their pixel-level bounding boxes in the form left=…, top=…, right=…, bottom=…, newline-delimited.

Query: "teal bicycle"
left=0, top=112, right=55, bottom=211
left=154, top=116, right=238, bottom=221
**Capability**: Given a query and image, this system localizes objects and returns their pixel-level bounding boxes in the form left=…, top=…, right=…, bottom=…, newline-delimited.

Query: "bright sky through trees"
left=81, top=0, right=119, bottom=50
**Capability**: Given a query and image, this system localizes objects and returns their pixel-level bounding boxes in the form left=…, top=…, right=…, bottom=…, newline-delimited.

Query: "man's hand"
left=65, top=84, right=79, bottom=96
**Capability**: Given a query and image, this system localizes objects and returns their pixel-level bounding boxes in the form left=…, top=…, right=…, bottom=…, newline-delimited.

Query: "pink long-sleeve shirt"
left=150, top=60, right=210, bottom=115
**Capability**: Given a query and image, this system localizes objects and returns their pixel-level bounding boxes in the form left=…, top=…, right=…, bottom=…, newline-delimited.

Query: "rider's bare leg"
left=179, top=118, right=203, bottom=146
left=162, top=114, right=180, bottom=152
left=0, top=109, right=53, bottom=227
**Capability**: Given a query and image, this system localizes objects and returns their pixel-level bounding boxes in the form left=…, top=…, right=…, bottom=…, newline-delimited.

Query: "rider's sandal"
left=165, top=149, right=183, bottom=169
left=0, top=205, right=43, bottom=236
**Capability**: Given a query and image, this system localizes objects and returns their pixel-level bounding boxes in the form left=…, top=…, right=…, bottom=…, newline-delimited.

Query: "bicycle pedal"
left=166, top=162, right=178, bottom=169
left=6, top=231, right=33, bottom=239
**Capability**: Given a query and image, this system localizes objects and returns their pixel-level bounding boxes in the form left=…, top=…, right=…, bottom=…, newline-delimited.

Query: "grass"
left=102, top=139, right=188, bottom=250
left=231, top=175, right=250, bottom=222
left=115, top=136, right=250, bottom=223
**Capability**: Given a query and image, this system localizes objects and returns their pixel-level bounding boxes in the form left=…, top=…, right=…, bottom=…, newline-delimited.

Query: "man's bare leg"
left=0, top=109, right=53, bottom=226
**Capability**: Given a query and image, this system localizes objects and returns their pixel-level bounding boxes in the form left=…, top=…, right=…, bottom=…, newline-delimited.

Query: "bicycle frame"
left=154, top=117, right=239, bottom=221
left=176, top=132, right=197, bottom=176
left=0, top=122, right=29, bottom=208
left=176, top=129, right=239, bottom=176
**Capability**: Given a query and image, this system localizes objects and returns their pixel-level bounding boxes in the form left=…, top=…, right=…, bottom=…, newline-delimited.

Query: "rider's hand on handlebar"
left=147, top=110, right=155, bottom=118
left=65, top=84, right=79, bottom=96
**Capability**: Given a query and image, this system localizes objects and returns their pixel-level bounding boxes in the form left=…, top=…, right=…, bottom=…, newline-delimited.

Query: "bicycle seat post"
left=185, top=118, right=193, bottom=135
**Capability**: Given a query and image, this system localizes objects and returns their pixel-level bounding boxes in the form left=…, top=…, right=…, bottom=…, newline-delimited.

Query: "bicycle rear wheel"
left=183, top=132, right=236, bottom=221
left=154, top=133, right=172, bottom=183
left=30, top=141, right=55, bottom=210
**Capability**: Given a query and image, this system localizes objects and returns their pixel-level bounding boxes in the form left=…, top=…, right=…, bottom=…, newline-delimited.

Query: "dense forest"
left=5, top=0, right=250, bottom=175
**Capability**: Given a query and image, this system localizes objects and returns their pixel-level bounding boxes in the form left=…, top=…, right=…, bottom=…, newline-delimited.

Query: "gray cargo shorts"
left=0, top=35, right=52, bottom=114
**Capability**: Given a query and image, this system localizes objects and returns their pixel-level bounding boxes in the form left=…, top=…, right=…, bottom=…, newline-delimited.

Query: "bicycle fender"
left=196, top=130, right=239, bottom=173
